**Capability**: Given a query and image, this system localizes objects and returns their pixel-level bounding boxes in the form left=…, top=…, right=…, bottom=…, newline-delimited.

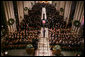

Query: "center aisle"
left=35, top=27, right=52, bottom=56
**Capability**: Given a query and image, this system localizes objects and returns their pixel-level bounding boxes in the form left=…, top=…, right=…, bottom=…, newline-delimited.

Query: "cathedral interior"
left=1, top=1, right=84, bottom=56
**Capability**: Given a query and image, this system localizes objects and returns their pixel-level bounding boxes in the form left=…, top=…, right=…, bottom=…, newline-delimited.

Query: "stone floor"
left=7, top=49, right=81, bottom=56
left=35, top=27, right=52, bottom=56
left=35, top=38, right=52, bottom=56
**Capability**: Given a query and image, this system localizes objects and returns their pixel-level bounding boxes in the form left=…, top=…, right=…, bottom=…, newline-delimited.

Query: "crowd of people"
left=1, top=3, right=84, bottom=56
left=2, top=29, right=40, bottom=51
left=48, top=28, right=84, bottom=51
left=24, top=3, right=64, bottom=28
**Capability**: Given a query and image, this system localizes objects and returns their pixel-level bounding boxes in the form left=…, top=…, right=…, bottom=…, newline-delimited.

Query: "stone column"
left=17, top=1, right=24, bottom=23
left=3, top=1, right=17, bottom=33
left=72, top=1, right=79, bottom=32
left=77, top=2, right=84, bottom=34
left=64, top=1, right=72, bottom=24
left=3, top=1, right=10, bottom=32
left=59, top=1, right=65, bottom=16
left=23, top=1, right=29, bottom=15
left=67, top=1, right=72, bottom=24
left=75, top=1, right=84, bottom=33
left=10, top=1, right=17, bottom=32
left=64, top=1, right=69, bottom=22
left=74, top=2, right=81, bottom=33
left=72, top=1, right=84, bottom=34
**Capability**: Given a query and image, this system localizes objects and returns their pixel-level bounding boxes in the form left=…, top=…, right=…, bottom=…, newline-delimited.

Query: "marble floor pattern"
left=35, top=27, right=52, bottom=56
left=7, top=49, right=81, bottom=56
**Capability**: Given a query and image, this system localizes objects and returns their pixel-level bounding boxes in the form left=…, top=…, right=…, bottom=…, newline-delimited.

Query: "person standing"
left=43, top=28, right=46, bottom=37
